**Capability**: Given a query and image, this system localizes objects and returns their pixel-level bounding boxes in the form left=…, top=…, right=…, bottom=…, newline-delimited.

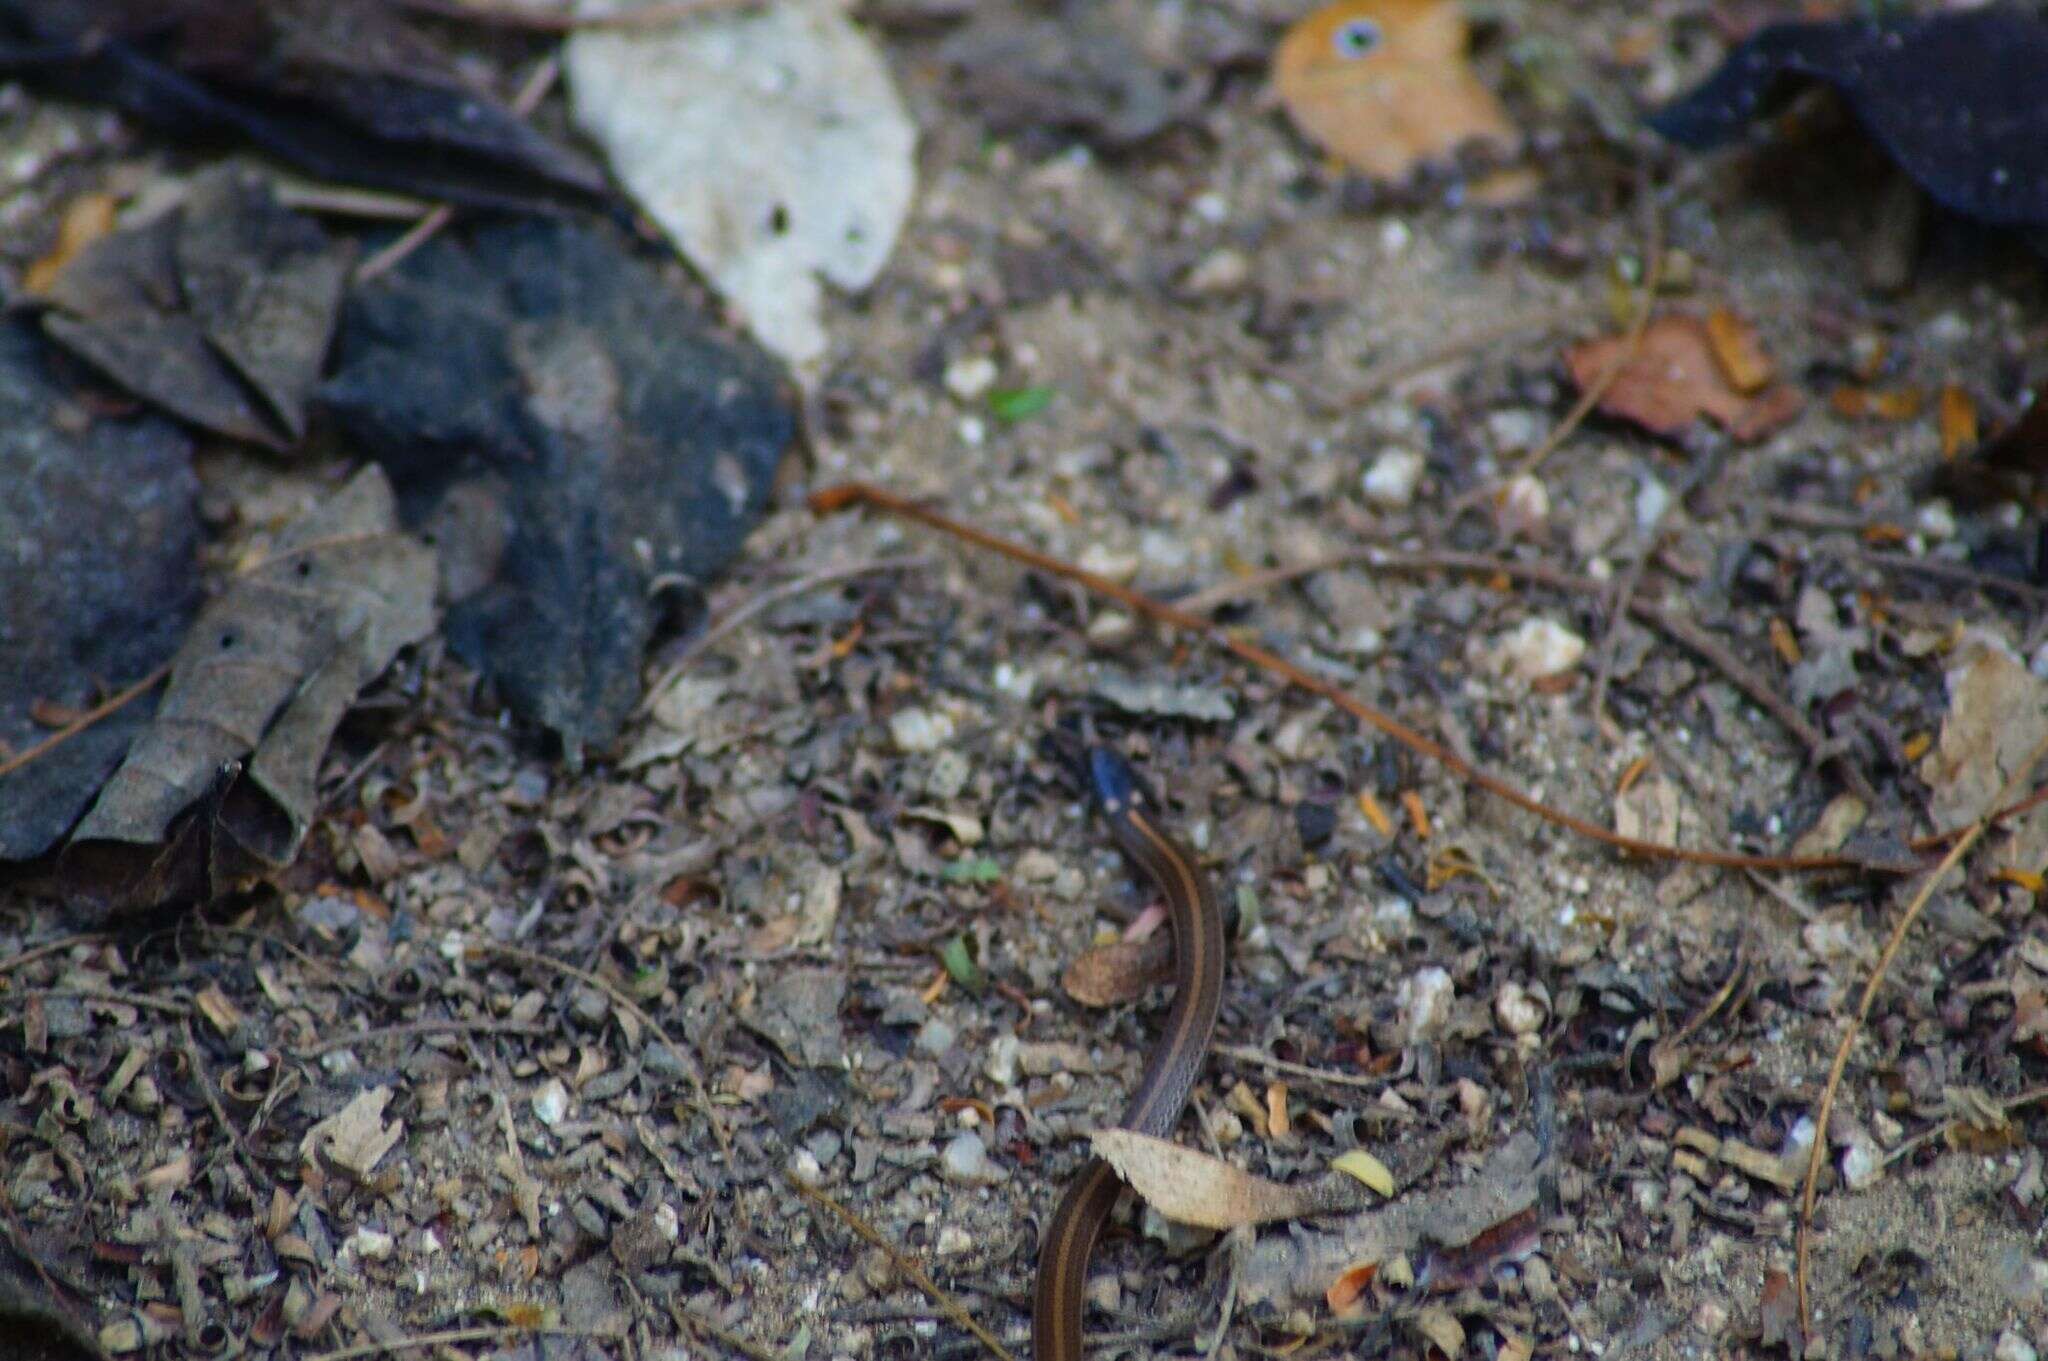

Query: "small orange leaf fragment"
left=1400, top=789, right=1431, bottom=839
left=1045, top=492, right=1080, bottom=526
left=1901, top=731, right=1932, bottom=762
left=1266, top=1082, right=1292, bottom=1138
left=1357, top=790, right=1393, bottom=837
left=1938, top=383, right=1978, bottom=459
left=1994, top=867, right=2046, bottom=896
left=1768, top=616, right=1801, bottom=665
left=1615, top=753, right=1652, bottom=795
left=1325, top=1261, right=1380, bottom=1317
left=1704, top=306, right=1774, bottom=393
left=1861, top=523, right=1908, bottom=546
left=23, top=191, right=118, bottom=296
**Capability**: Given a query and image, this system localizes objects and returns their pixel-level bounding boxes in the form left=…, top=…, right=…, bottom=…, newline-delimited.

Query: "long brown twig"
left=1793, top=729, right=2048, bottom=1335
left=812, top=485, right=1884, bottom=873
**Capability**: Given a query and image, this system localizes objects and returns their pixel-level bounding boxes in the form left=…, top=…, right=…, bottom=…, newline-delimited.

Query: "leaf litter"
left=2, top=3, right=2047, bottom=1359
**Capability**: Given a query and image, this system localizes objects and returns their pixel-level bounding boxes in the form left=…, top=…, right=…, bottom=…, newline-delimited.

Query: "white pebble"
left=1488, top=618, right=1585, bottom=681
left=985, top=1034, right=1021, bottom=1087
left=788, top=1148, right=824, bottom=1187
left=1494, top=474, right=1550, bottom=537
left=943, top=356, right=998, bottom=400
left=1379, top=219, right=1411, bottom=254
left=1494, top=981, right=1549, bottom=1037
left=1398, top=966, right=1454, bottom=1042
left=957, top=415, right=986, bottom=447
left=940, top=1132, right=1002, bottom=1185
left=1840, top=1139, right=1882, bottom=1191
left=1916, top=499, right=1956, bottom=540
left=531, top=1077, right=569, bottom=1127
left=889, top=707, right=955, bottom=753
left=346, top=1226, right=395, bottom=1262
left=1634, top=475, right=1671, bottom=530
left=1183, top=248, right=1250, bottom=294
left=936, top=1225, right=975, bottom=1256
left=1361, top=447, right=1425, bottom=508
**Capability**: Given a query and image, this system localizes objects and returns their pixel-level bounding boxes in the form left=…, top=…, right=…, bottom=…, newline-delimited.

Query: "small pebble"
left=1634, top=474, right=1671, bottom=530
left=889, top=707, right=955, bottom=753
left=1488, top=618, right=1586, bottom=682
left=1398, top=966, right=1454, bottom=1042
left=939, top=1131, right=1002, bottom=1185
left=1183, top=247, right=1250, bottom=295
left=984, top=1034, right=1021, bottom=1087
left=1361, top=447, right=1425, bottom=508
left=1494, top=473, right=1550, bottom=537
left=935, top=1225, right=975, bottom=1255
left=788, top=1148, right=824, bottom=1187
left=943, top=355, right=997, bottom=400
left=1840, top=1139, right=1881, bottom=1191
left=916, top=1019, right=956, bottom=1057
left=1996, top=1330, right=2038, bottom=1361
left=1916, top=499, right=1957, bottom=540
left=531, top=1078, right=569, bottom=1127
left=957, top=415, right=986, bottom=447
left=1494, top=981, right=1549, bottom=1037
left=346, top=1226, right=395, bottom=1262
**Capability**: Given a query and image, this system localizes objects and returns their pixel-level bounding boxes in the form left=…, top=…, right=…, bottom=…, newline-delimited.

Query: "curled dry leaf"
left=66, top=465, right=436, bottom=912
left=1089, top=1128, right=1372, bottom=1229
left=1273, top=0, right=1519, bottom=183
left=1564, top=314, right=1804, bottom=442
left=300, top=1086, right=403, bottom=1180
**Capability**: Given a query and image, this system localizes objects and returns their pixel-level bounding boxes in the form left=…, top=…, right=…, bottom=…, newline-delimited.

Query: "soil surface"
left=3, top=4, right=2047, bottom=1361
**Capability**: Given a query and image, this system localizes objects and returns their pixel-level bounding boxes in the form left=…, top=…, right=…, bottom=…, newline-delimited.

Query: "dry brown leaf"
left=1061, top=934, right=1173, bottom=1008
left=1938, top=383, right=1978, bottom=458
left=300, top=1086, right=403, bottom=1179
left=1758, top=1269, right=1799, bottom=1350
left=1090, top=1128, right=1368, bottom=1229
left=1704, top=305, right=1774, bottom=392
left=1413, top=1305, right=1465, bottom=1357
left=1564, top=314, right=1804, bottom=442
left=1273, top=0, right=1519, bottom=183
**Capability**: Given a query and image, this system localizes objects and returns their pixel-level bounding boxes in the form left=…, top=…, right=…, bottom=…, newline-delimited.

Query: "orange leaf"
left=1704, top=306, right=1774, bottom=393
left=1401, top=789, right=1431, bottom=839
left=1565, top=315, right=1803, bottom=442
left=23, top=192, right=118, bottom=296
left=1938, top=383, right=1978, bottom=459
left=1273, top=0, right=1519, bottom=183
left=1356, top=790, right=1393, bottom=837
left=1325, top=1261, right=1380, bottom=1317
left=1768, top=616, right=1801, bottom=665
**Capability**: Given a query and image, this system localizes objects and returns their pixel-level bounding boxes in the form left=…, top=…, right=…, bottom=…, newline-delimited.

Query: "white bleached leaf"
left=568, top=0, right=917, bottom=365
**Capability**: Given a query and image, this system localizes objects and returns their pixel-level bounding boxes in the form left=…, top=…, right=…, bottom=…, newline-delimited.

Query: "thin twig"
left=1212, top=1045, right=1388, bottom=1092
left=10, top=987, right=190, bottom=1016
left=180, top=1021, right=276, bottom=1192
left=306, top=1326, right=594, bottom=1361
left=354, top=56, right=560, bottom=285
left=1340, top=303, right=1595, bottom=408
left=786, top=1173, right=1020, bottom=1361
left=638, top=553, right=928, bottom=715
left=0, top=934, right=107, bottom=975
left=1518, top=176, right=1665, bottom=478
left=1183, top=546, right=1828, bottom=762
left=1881, top=1084, right=2048, bottom=1168
left=292, top=1017, right=547, bottom=1059
left=477, top=942, right=731, bottom=1167
left=0, top=664, right=170, bottom=780
left=1794, top=730, right=2048, bottom=1335
left=392, top=0, right=761, bottom=30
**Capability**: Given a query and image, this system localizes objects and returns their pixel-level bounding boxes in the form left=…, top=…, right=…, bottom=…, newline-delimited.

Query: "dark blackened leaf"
left=0, top=0, right=607, bottom=214
left=320, top=220, right=796, bottom=762
left=41, top=167, right=354, bottom=448
left=1650, top=10, right=2048, bottom=229
left=0, top=321, right=200, bottom=863
left=65, top=465, right=435, bottom=915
